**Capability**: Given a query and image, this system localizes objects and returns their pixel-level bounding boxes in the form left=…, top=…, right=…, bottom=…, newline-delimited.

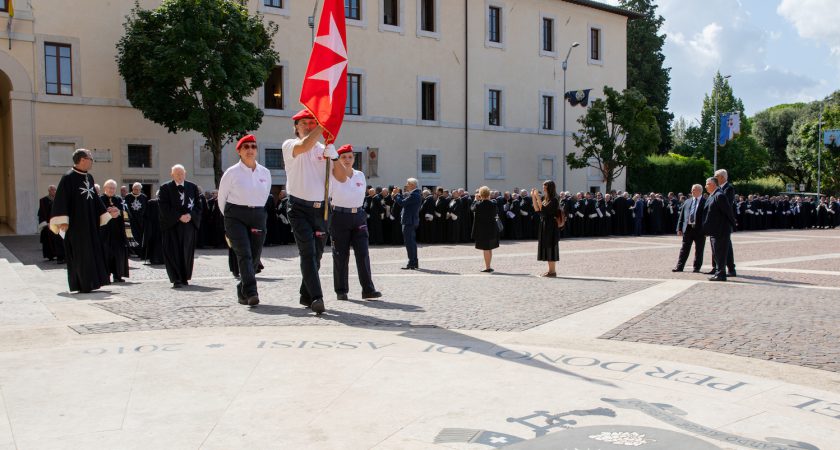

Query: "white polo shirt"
left=329, top=169, right=367, bottom=209
left=281, top=139, right=327, bottom=202
left=217, top=160, right=272, bottom=214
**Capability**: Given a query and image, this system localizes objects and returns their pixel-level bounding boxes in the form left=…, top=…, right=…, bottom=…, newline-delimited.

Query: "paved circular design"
left=504, top=425, right=721, bottom=449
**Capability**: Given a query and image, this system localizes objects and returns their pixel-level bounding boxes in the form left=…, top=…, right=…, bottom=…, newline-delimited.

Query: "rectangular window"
left=590, top=27, right=601, bottom=61
left=264, top=66, right=284, bottom=110
left=45, top=43, right=72, bottom=96
left=542, top=95, right=554, bottom=130
left=346, top=73, right=361, bottom=115
left=127, top=144, right=152, bottom=168
left=264, top=0, right=282, bottom=7
left=421, top=154, right=437, bottom=173
left=264, top=148, right=285, bottom=170
left=421, top=81, right=436, bottom=121
left=542, top=18, right=554, bottom=52
left=488, top=6, right=501, bottom=43
left=352, top=151, right=363, bottom=171
left=0, top=1, right=8, bottom=12
left=383, top=0, right=399, bottom=26
left=420, top=0, right=435, bottom=32
left=345, top=0, right=361, bottom=20
left=488, top=89, right=501, bottom=126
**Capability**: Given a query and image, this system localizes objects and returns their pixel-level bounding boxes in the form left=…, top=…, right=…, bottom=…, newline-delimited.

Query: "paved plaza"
left=0, top=229, right=839, bottom=449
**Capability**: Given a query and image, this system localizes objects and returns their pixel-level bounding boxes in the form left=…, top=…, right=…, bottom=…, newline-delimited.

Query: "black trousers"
left=289, top=200, right=327, bottom=301
left=162, top=222, right=196, bottom=284
left=224, top=204, right=266, bottom=299
left=675, top=224, right=705, bottom=271
left=710, top=233, right=731, bottom=278
left=711, top=234, right=736, bottom=272
left=329, top=209, right=375, bottom=294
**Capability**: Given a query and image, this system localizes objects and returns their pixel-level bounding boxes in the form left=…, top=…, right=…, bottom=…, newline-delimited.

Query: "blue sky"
left=606, top=0, right=840, bottom=122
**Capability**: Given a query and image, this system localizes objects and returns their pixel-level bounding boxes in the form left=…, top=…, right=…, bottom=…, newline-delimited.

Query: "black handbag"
left=496, top=215, right=504, bottom=233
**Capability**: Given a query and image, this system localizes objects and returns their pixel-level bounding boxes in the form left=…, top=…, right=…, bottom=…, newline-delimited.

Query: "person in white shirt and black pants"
left=281, top=110, right=339, bottom=315
left=329, top=145, right=381, bottom=301
left=217, top=134, right=272, bottom=307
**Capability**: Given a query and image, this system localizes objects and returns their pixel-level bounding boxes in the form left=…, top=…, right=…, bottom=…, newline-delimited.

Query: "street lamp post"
left=561, top=42, right=579, bottom=192
left=817, top=103, right=824, bottom=196
left=713, top=74, right=731, bottom=173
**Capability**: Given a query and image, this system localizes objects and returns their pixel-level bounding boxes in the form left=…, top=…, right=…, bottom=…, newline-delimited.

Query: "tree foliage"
left=116, top=0, right=279, bottom=186
left=751, top=103, right=805, bottom=181
left=785, top=95, right=840, bottom=193
left=620, top=0, right=672, bottom=153
left=672, top=73, right=768, bottom=181
left=567, top=86, right=660, bottom=192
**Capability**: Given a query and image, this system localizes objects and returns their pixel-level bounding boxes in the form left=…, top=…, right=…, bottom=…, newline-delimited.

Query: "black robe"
left=158, top=180, right=203, bottom=284
left=143, top=198, right=164, bottom=264
left=100, top=195, right=130, bottom=280
left=49, top=169, right=110, bottom=293
left=265, top=194, right=279, bottom=246
left=124, top=193, right=148, bottom=256
left=38, top=195, right=64, bottom=260
left=418, top=195, right=436, bottom=243
left=277, top=197, right=293, bottom=244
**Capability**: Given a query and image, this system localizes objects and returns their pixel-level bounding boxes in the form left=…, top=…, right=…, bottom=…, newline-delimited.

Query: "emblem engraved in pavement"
left=131, top=199, right=142, bottom=211
left=588, top=430, right=655, bottom=446
left=79, top=178, right=96, bottom=200
left=602, top=398, right=820, bottom=450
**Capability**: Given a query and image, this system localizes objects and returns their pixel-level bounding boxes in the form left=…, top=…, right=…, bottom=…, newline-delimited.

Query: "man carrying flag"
left=282, top=0, right=347, bottom=315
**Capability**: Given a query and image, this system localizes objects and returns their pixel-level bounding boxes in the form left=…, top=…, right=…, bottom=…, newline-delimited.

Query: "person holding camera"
left=531, top=180, right=560, bottom=277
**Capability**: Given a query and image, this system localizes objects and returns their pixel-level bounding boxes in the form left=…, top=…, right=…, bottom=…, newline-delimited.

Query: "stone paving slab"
left=601, top=283, right=840, bottom=372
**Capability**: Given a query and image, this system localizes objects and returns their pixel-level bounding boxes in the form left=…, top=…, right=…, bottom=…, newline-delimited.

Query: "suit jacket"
left=395, top=189, right=422, bottom=226
left=702, top=189, right=736, bottom=237
left=676, top=196, right=706, bottom=233
left=158, top=180, right=202, bottom=231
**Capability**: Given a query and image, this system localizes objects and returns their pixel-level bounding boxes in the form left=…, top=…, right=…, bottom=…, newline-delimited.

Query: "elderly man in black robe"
left=142, top=192, right=164, bottom=265
left=158, top=164, right=203, bottom=288
left=124, top=182, right=148, bottom=256
left=38, top=185, right=65, bottom=263
left=49, top=149, right=118, bottom=293
left=100, top=179, right=130, bottom=282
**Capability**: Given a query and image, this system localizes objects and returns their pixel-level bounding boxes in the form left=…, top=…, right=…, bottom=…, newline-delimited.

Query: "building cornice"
left=563, top=0, right=644, bottom=20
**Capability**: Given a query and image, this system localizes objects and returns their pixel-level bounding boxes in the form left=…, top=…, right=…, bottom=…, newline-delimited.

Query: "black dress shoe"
left=310, top=298, right=326, bottom=314
left=362, top=291, right=382, bottom=299
left=704, top=269, right=717, bottom=275
left=247, top=295, right=260, bottom=307
left=400, top=266, right=415, bottom=270
left=183, top=280, right=189, bottom=286
left=727, top=270, right=737, bottom=277
left=671, top=268, right=683, bottom=272
left=480, top=268, right=494, bottom=273
left=692, top=268, right=701, bottom=273
left=238, top=297, right=249, bottom=305
left=300, top=296, right=312, bottom=308
left=336, top=293, right=349, bottom=301
left=113, top=278, right=124, bottom=283
left=708, top=275, right=727, bottom=282
left=173, top=282, right=184, bottom=289
left=56, top=259, right=65, bottom=264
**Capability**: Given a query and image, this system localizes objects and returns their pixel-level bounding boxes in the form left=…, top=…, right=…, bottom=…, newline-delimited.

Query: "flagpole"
left=817, top=103, right=823, bottom=196
left=309, top=0, right=330, bottom=221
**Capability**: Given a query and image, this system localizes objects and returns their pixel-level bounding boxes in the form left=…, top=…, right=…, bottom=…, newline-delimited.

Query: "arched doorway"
left=0, top=70, right=12, bottom=233
left=0, top=50, right=36, bottom=234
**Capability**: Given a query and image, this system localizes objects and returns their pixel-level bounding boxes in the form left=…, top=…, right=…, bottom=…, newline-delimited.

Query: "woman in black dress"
left=531, top=180, right=559, bottom=277
left=472, top=186, right=500, bottom=272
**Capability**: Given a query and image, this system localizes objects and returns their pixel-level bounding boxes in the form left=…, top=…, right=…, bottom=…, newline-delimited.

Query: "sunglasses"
left=240, top=144, right=258, bottom=149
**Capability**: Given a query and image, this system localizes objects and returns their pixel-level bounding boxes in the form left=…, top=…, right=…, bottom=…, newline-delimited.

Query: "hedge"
left=731, top=177, right=786, bottom=196
left=626, top=153, right=712, bottom=195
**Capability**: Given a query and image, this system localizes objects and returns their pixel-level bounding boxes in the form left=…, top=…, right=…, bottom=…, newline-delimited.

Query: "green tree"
left=116, top=0, right=279, bottom=186
left=620, top=0, right=672, bottom=153
left=567, top=86, right=660, bottom=192
left=671, top=116, right=688, bottom=148
left=786, top=96, right=840, bottom=193
left=683, top=73, right=769, bottom=181
left=751, top=103, right=806, bottom=182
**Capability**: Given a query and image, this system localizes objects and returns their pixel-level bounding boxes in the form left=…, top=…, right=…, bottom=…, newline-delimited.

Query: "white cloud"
left=778, top=0, right=840, bottom=56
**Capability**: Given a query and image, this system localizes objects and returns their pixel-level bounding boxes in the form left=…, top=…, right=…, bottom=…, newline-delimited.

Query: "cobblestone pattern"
left=600, top=283, right=840, bottom=373
left=71, top=276, right=654, bottom=334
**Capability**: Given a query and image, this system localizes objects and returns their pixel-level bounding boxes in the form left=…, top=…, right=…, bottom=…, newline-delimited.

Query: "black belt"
left=332, top=206, right=362, bottom=213
left=289, top=195, right=324, bottom=209
left=229, top=203, right=262, bottom=209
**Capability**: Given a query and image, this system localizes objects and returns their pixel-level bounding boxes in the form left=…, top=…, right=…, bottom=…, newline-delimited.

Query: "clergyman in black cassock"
left=100, top=183, right=130, bottom=282
left=142, top=195, right=164, bottom=264
left=124, top=183, right=148, bottom=257
left=158, top=165, right=203, bottom=288
left=48, top=149, right=115, bottom=293
left=38, top=185, right=65, bottom=262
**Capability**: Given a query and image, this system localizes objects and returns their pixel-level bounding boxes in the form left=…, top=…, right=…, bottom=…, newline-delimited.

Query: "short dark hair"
left=72, top=149, right=92, bottom=164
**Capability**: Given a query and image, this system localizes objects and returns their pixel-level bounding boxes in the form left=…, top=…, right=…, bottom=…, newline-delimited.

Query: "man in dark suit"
left=37, top=185, right=65, bottom=263
left=393, top=178, right=422, bottom=269
left=158, top=164, right=203, bottom=288
left=672, top=184, right=706, bottom=273
left=702, top=177, right=736, bottom=282
left=709, top=169, right=737, bottom=276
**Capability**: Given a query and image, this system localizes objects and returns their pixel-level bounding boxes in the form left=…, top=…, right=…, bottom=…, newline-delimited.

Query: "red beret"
left=292, top=109, right=315, bottom=121
left=337, top=144, right=353, bottom=155
left=236, top=134, right=256, bottom=150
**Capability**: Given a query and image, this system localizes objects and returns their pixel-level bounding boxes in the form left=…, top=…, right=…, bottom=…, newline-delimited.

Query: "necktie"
left=689, top=198, right=697, bottom=225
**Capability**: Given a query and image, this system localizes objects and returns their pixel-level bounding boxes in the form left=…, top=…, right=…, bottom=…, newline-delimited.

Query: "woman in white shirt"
left=329, top=144, right=381, bottom=301
left=217, top=134, right=272, bottom=307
